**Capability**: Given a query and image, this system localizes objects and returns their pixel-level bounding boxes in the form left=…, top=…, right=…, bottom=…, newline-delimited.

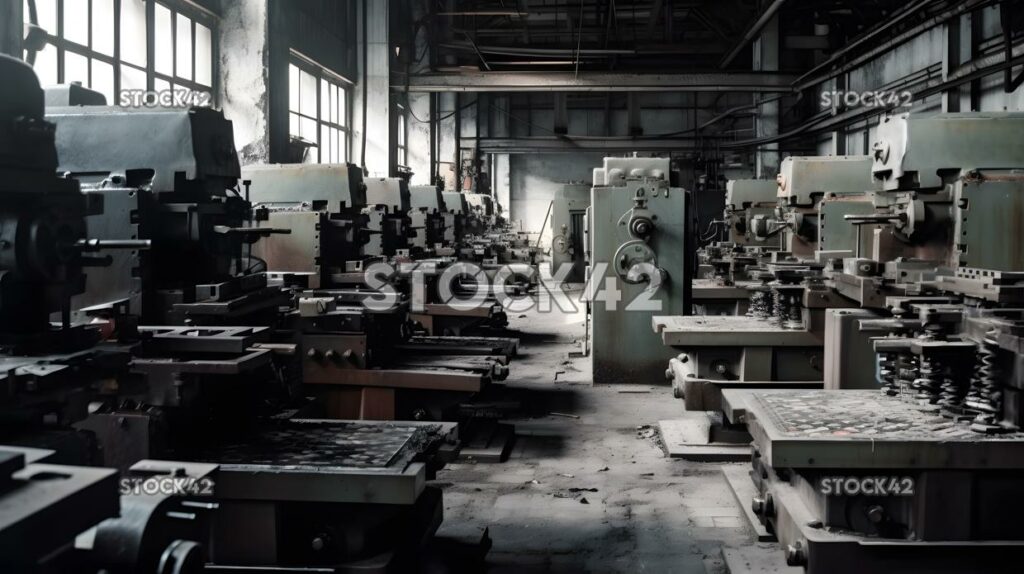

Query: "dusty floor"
left=432, top=288, right=777, bottom=573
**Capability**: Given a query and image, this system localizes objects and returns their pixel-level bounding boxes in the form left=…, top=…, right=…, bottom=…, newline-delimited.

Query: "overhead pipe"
left=718, top=0, right=787, bottom=69
left=793, top=0, right=995, bottom=91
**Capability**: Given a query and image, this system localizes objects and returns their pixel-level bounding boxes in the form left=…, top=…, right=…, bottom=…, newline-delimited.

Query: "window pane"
left=34, top=0, right=58, bottom=33
left=289, top=112, right=299, bottom=138
left=176, top=13, right=193, bottom=81
left=120, top=0, right=147, bottom=67
left=120, top=63, right=147, bottom=92
left=64, top=51, right=90, bottom=85
left=300, top=69, right=316, bottom=117
left=333, top=128, right=341, bottom=163
left=63, top=0, right=89, bottom=46
left=34, top=43, right=58, bottom=86
left=338, top=88, right=346, bottom=127
left=300, top=116, right=317, bottom=142
left=92, top=0, right=115, bottom=56
left=320, top=124, right=330, bottom=164
left=320, top=79, right=329, bottom=123
left=330, top=84, right=338, bottom=124
left=195, top=23, right=212, bottom=86
left=340, top=135, right=347, bottom=162
left=91, top=59, right=115, bottom=104
left=288, top=64, right=299, bottom=113
left=155, top=4, right=173, bottom=75
left=154, top=77, right=171, bottom=94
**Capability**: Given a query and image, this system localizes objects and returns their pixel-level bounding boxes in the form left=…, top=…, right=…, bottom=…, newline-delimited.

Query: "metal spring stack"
left=967, top=329, right=1004, bottom=433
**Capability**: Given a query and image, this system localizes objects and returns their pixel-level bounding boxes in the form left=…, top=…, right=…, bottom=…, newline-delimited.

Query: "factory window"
left=22, top=0, right=217, bottom=106
left=395, top=105, right=408, bottom=168
left=289, top=59, right=350, bottom=164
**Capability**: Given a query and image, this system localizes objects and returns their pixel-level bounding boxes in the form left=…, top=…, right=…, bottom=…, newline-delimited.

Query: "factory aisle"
left=432, top=287, right=774, bottom=573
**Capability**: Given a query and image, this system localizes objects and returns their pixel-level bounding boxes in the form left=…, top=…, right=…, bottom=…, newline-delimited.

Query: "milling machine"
left=442, top=190, right=470, bottom=250
left=549, top=182, right=591, bottom=284
left=694, top=178, right=779, bottom=316
left=723, top=112, right=1024, bottom=573
left=38, top=96, right=465, bottom=571
left=589, top=157, right=690, bottom=384
left=46, top=102, right=291, bottom=327
left=654, top=158, right=874, bottom=401
left=409, top=184, right=450, bottom=256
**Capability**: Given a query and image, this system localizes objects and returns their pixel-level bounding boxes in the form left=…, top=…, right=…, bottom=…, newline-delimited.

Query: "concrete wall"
left=813, top=6, right=1024, bottom=157
left=220, top=0, right=270, bottom=164
left=509, top=153, right=603, bottom=240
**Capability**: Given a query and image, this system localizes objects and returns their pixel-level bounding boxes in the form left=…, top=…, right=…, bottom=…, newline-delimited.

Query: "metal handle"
left=76, top=239, right=152, bottom=251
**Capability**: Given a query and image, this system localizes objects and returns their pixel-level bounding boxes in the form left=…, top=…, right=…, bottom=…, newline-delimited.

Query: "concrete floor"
left=432, top=290, right=779, bottom=573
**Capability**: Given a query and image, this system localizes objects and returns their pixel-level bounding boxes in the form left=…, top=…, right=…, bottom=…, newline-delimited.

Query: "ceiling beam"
left=718, top=0, right=787, bottom=68
left=471, top=137, right=710, bottom=153
left=394, top=71, right=797, bottom=93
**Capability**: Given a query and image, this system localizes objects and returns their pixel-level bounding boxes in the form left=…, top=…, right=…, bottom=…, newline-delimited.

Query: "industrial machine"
left=409, top=184, right=449, bottom=256
left=654, top=157, right=877, bottom=401
left=243, top=162, right=369, bottom=290
left=442, top=190, right=470, bottom=249
left=363, top=176, right=413, bottom=258
left=549, top=182, right=591, bottom=284
left=0, top=54, right=216, bottom=574
left=589, top=157, right=690, bottom=384
left=693, top=178, right=779, bottom=316
left=26, top=79, right=473, bottom=571
left=46, top=103, right=290, bottom=327
left=723, top=112, right=1024, bottom=573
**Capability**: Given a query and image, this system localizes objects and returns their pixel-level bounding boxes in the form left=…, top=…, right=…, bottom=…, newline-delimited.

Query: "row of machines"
left=663, top=111, right=1024, bottom=571
left=653, top=155, right=879, bottom=444
left=0, top=55, right=513, bottom=572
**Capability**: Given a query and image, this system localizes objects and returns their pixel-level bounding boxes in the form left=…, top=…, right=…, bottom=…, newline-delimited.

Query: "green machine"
left=549, top=182, right=591, bottom=283
left=589, top=157, right=689, bottom=385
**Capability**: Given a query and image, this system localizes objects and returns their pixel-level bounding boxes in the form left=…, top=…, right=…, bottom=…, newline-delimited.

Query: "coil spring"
left=914, top=355, right=942, bottom=405
left=772, top=289, right=787, bottom=326
left=966, top=329, right=1001, bottom=415
left=896, top=352, right=918, bottom=401
left=877, top=350, right=898, bottom=396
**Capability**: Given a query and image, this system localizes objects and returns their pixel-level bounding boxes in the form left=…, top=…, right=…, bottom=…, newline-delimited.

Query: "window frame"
left=24, top=0, right=219, bottom=105
left=289, top=52, right=353, bottom=165
left=395, top=103, right=408, bottom=169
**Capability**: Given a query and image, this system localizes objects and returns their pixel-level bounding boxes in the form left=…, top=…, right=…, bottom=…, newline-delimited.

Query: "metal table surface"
left=191, top=419, right=457, bottom=505
left=742, top=389, right=1024, bottom=470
